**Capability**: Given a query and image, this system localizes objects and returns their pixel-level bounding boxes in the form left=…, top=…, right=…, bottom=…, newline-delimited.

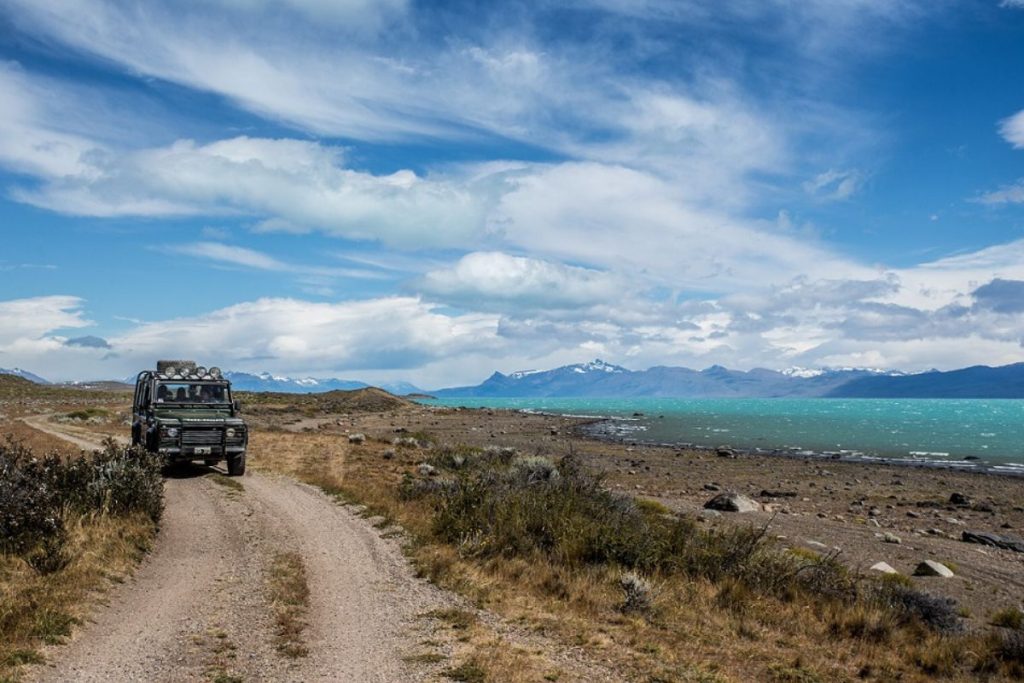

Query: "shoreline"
left=429, top=401, right=1024, bottom=479
left=577, top=416, right=1024, bottom=479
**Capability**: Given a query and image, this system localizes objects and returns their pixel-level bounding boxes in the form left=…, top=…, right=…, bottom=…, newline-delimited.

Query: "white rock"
left=870, top=561, right=899, bottom=574
left=913, top=560, right=954, bottom=577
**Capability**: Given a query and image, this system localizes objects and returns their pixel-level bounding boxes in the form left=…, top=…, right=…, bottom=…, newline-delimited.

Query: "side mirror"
left=233, top=400, right=241, bottom=413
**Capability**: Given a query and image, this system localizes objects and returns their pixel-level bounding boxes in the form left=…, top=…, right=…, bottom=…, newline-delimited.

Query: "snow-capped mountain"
left=0, top=367, right=49, bottom=384
left=223, top=371, right=422, bottom=396
left=434, top=360, right=1024, bottom=398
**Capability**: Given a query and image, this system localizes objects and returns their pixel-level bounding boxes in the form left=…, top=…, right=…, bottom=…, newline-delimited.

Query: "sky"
left=1, top=0, right=1023, bottom=388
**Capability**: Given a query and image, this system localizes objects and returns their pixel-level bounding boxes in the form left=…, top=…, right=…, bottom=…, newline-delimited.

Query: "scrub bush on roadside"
left=0, top=438, right=164, bottom=574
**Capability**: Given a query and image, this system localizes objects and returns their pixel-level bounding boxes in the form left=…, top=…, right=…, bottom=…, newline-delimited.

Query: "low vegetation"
left=253, top=429, right=1024, bottom=681
left=267, top=552, right=310, bottom=658
left=0, top=438, right=163, bottom=679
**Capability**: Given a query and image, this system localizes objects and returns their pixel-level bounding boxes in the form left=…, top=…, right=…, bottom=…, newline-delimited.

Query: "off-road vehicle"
left=132, top=360, right=248, bottom=475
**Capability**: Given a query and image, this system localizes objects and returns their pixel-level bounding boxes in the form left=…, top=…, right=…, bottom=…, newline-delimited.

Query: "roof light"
left=209, top=367, right=222, bottom=379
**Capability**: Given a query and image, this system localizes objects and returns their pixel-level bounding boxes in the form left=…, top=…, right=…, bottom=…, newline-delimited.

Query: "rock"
left=347, top=432, right=366, bottom=444
left=417, top=463, right=438, bottom=477
left=907, top=511, right=921, bottom=519
left=961, top=530, right=1024, bottom=553
left=870, top=561, right=898, bottom=574
left=806, top=540, right=829, bottom=550
left=703, top=492, right=761, bottom=513
left=716, top=446, right=736, bottom=458
left=382, top=449, right=395, bottom=460
left=760, top=489, right=797, bottom=498
left=698, top=509, right=722, bottom=521
left=914, top=560, right=954, bottom=577
left=949, top=492, right=971, bottom=506
left=882, top=532, right=902, bottom=545
left=703, top=483, right=720, bottom=491
left=868, top=518, right=881, bottom=528
left=869, top=507, right=881, bottom=517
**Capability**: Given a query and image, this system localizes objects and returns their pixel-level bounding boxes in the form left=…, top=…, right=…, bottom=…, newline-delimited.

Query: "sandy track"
left=26, top=419, right=457, bottom=682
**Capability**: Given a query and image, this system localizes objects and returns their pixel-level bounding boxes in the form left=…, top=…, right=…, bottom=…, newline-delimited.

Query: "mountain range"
left=4, top=359, right=1023, bottom=398
left=432, top=359, right=1024, bottom=399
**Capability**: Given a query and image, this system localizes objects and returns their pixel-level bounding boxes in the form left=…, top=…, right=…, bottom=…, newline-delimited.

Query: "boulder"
left=949, top=492, right=971, bottom=506
left=716, top=446, right=736, bottom=458
left=698, top=509, right=722, bottom=521
left=703, top=492, right=761, bottom=513
left=882, top=532, right=902, bottom=545
left=347, top=432, right=366, bottom=444
left=961, top=530, right=1024, bottom=553
left=870, top=561, right=898, bottom=574
left=914, top=560, right=954, bottom=578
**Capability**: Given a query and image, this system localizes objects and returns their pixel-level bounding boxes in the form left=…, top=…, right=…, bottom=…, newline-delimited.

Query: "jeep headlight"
left=166, top=427, right=179, bottom=438
left=226, top=428, right=236, bottom=438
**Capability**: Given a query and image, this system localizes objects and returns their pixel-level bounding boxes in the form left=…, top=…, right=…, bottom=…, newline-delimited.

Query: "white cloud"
left=417, top=252, right=630, bottom=311
left=1000, top=0, right=1024, bottom=9
left=803, top=168, right=865, bottom=201
left=493, top=162, right=871, bottom=292
left=0, top=296, right=91, bottom=347
left=976, top=179, right=1024, bottom=205
left=10, top=134, right=492, bottom=248
left=164, top=241, right=387, bottom=280
left=999, top=110, right=1024, bottom=149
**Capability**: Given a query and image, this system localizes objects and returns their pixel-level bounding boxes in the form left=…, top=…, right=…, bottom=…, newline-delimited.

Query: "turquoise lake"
left=419, top=397, right=1024, bottom=474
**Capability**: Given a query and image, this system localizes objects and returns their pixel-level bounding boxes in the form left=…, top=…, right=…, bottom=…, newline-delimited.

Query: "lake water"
left=419, top=397, right=1024, bottom=474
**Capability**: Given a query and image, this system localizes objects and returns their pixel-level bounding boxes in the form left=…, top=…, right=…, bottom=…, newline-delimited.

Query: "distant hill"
left=240, top=386, right=413, bottom=414
left=434, top=359, right=1024, bottom=399
left=827, top=363, right=1024, bottom=398
left=0, top=367, right=49, bottom=384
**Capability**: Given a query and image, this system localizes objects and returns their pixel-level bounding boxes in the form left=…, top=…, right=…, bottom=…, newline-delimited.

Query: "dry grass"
left=0, top=512, right=155, bottom=680
left=249, top=423, right=1024, bottom=682
left=267, top=551, right=310, bottom=658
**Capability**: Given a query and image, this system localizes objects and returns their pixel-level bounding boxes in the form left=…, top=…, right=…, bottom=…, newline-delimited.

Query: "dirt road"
left=26, top=420, right=459, bottom=682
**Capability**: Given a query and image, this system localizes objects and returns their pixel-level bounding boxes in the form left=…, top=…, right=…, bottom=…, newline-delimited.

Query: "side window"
left=142, top=382, right=152, bottom=409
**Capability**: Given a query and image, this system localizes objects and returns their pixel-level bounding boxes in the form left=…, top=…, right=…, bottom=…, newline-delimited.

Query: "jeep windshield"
left=155, top=381, right=231, bottom=405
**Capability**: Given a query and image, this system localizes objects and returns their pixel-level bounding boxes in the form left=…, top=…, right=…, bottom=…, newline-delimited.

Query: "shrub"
left=0, top=438, right=163, bottom=573
left=619, top=571, right=654, bottom=614
left=992, top=607, right=1024, bottom=630
left=870, top=581, right=962, bottom=634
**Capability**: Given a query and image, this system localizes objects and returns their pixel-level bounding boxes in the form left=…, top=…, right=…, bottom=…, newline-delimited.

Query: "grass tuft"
left=267, top=552, right=310, bottom=658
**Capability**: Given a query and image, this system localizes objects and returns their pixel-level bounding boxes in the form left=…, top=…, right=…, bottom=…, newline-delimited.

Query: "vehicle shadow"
left=162, top=462, right=229, bottom=479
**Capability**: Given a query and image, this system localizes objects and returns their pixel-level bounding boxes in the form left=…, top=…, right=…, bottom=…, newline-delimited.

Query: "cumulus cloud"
left=109, top=297, right=502, bottom=375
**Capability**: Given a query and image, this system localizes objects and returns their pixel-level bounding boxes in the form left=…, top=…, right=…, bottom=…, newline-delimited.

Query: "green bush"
left=0, top=438, right=164, bottom=573
left=419, top=453, right=854, bottom=603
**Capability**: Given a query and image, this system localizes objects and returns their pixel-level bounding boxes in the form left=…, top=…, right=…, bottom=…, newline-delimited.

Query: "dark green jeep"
left=132, top=360, right=248, bottom=475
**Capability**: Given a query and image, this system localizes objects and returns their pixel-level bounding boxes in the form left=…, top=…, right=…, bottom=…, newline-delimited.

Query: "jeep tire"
left=227, top=452, right=246, bottom=476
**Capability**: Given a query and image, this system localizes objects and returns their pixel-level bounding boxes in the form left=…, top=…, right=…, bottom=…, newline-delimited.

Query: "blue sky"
left=1, top=0, right=1023, bottom=387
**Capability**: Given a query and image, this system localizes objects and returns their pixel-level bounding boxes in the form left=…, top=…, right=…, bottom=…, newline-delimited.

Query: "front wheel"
left=227, top=453, right=246, bottom=476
